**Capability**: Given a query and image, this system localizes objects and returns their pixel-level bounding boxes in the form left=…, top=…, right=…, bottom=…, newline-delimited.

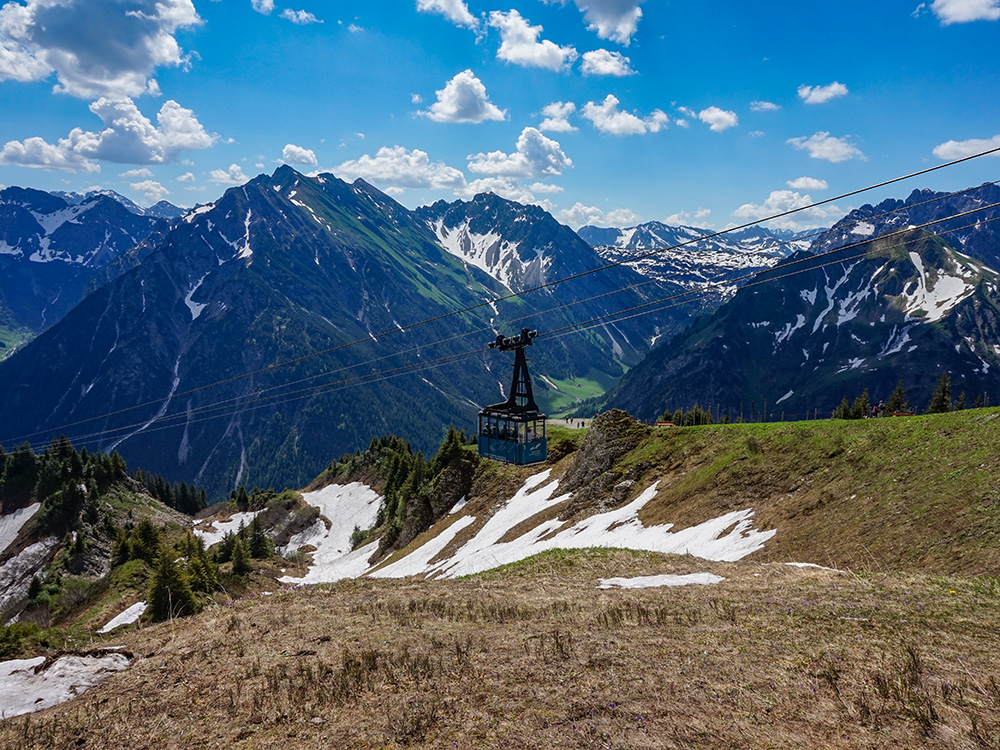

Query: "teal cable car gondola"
left=477, top=328, right=547, bottom=465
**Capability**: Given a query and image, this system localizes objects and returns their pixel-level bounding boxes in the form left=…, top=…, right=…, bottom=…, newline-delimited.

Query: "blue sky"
left=1, top=0, right=998, bottom=230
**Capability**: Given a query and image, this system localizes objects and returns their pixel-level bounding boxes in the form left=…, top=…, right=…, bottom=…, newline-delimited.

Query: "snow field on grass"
left=598, top=573, right=725, bottom=589
left=0, top=503, right=40, bottom=554
left=97, top=601, right=148, bottom=633
left=0, top=652, right=132, bottom=719
left=285, top=470, right=775, bottom=584
left=193, top=510, right=262, bottom=548
left=276, top=482, right=382, bottom=585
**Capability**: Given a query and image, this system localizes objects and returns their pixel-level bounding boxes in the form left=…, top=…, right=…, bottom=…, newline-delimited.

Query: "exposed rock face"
left=559, top=409, right=651, bottom=515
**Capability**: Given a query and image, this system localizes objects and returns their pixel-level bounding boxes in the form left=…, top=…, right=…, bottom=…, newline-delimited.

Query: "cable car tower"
left=478, top=328, right=547, bottom=465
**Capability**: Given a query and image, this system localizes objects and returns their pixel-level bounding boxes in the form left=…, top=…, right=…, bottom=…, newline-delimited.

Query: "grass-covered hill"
left=3, top=408, right=1000, bottom=747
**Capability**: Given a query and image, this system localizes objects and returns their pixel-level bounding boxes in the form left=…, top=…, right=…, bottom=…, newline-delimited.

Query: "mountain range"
left=0, top=187, right=177, bottom=358
left=578, top=221, right=815, bottom=311
left=0, top=168, right=682, bottom=497
left=604, top=184, right=1000, bottom=420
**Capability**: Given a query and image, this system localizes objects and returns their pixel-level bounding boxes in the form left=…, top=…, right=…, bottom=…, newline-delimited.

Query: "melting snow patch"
left=0, top=503, right=40, bottom=554
left=0, top=652, right=132, bottom=719
left=851, top=222, right=875, bottom=237
left=775, top=390, right=794, bottom=405
left=784, top=562, right=844, bottom=573
left=0, top=537, right=59, bottom=612
left=598, top=573, right=724, bottom=589
left=194, top=511, right=262, bottom=548
left=97, top=602, right=148, bottom=633
left=277, top=483, right=383, bottom=584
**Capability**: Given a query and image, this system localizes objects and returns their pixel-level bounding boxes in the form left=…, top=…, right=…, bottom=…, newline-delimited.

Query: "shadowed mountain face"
left=0, top=168, right=685, bottom=497
left=605, top=219, right=1000, bottom=421
left=0, top=187, right=172, bottom=356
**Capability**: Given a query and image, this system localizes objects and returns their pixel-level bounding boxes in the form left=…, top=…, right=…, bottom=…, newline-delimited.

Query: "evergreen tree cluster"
left=831, top=376, right=984, bottom=419
left=0, top=436, right=126, bottom=529
left=134, top=469, right=207, bottom=515
left=658, top=404, right=732, bottom=426
left=216, top=515, right=272, bottom=570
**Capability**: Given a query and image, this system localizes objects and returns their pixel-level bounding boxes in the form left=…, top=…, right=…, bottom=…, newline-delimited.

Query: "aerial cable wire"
left=13, top=200, right=998, bottom=454
left=6, top=152, right=999, bottom=449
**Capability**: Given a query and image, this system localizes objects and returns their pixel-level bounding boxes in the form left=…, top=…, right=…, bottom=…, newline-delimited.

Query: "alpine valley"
left=3, top=174, right=1000, bottom=497
left=0, top=167, right=692, bottom=497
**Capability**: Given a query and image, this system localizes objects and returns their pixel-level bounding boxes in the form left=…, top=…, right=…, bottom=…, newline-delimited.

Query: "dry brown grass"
left=4, top=550, right=1000, bottom=749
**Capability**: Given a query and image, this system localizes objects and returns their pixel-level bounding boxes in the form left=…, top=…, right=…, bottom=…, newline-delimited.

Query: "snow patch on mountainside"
left=0, top=503, right=40, bottom=555
left=97, top=601, right=147, bottom=633
left=194, top=510, right=263, bottom=548
left=280, top=470, right=774, bottom=586
left=900, top=251, right=977, bottom=322
left=429, top=218, right=548, bottom=288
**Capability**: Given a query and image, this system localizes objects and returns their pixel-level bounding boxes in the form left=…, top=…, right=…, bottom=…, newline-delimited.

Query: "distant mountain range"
left=0, top=187, right=175, bottom=358
left=578, top=221, right=816, bottom=311
left=5, top=174, right=1000, bottom=497
left=0, top=168, right=684, bottom=497
left=603, top=184, right=1000, bottom=420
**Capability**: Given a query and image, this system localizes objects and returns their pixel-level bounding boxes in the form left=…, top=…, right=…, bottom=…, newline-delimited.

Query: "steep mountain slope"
left=605, top=225, right=1000, bottom=420
left=813, top=183, right=1000, bottom=268
left=0, top=168, right=672, bottom=497
left=0, top=188, right=170, bottom=356
left=416, top=193, right=697, bottom=362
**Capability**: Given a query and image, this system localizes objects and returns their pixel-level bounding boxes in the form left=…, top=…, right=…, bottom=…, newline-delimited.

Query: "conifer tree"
left=248, top=515, right=270, bottom=558
left=926, top=372, right=952, bottom=413
left=231, top=536, right=252, bottom=575
left=148, top=547, right=198, bottom=621
left=832, top=395, right=851, bottom=419
left=886, top=380, right=909, bottom=413
left=851, top=389, right=871, bottom=419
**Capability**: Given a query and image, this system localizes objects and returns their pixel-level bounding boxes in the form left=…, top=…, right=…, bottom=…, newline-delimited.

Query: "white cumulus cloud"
left=120, top=167, right=152, bottom=178
left=556, top=202, right=638, bottom=230
left=698, top=106, right=738, bottom=132
left=281, top=143, right=318, bottom=166
left=0, top=97, right=214, bottom=172
left=422, top=69, right=506, bottom=123
left=665, top=207, right=712, bottom=225
left=539, top=101, right=577, bottom=132
left=457, top=176, right=537, bottom=203
left=488, top=10, right=578, bottom=71
left=750, top=101, right=780, bottom=112
left=787, top=176, right=829, bottom=190
left=251, top=0, right=274, bottom=14
left=0, top=136, right=98, bottom=172
left=176, top=171, right=195, bottom=182
left=336, top=145, right=467, bottom=193
left=557, top=201, right=606, bottom=229
left=582, top=94, right=667, bottom=135
left=416, top=0, right=478, bottom=29
left=580, top=49, right=633, bottom=76
left=932, top=134, right=1000, bottom=159
left=468, top=127, right=572, bottom=178
left=571, top=0, right=645, bottom=45
left=797, top=82, right=848, bottom=104
left=209, top=163, right=249, bottom=184
left=0, top=0, right=202, bottom=98
left=929, top=0, right=1000, bottom=23
left=130, top=179, right=169, bottom=202
left=734, top=190, right=843, bottom=230
left=787, top=131, right=864, bottom=162
left=280, top=9, right=322, bottom=24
